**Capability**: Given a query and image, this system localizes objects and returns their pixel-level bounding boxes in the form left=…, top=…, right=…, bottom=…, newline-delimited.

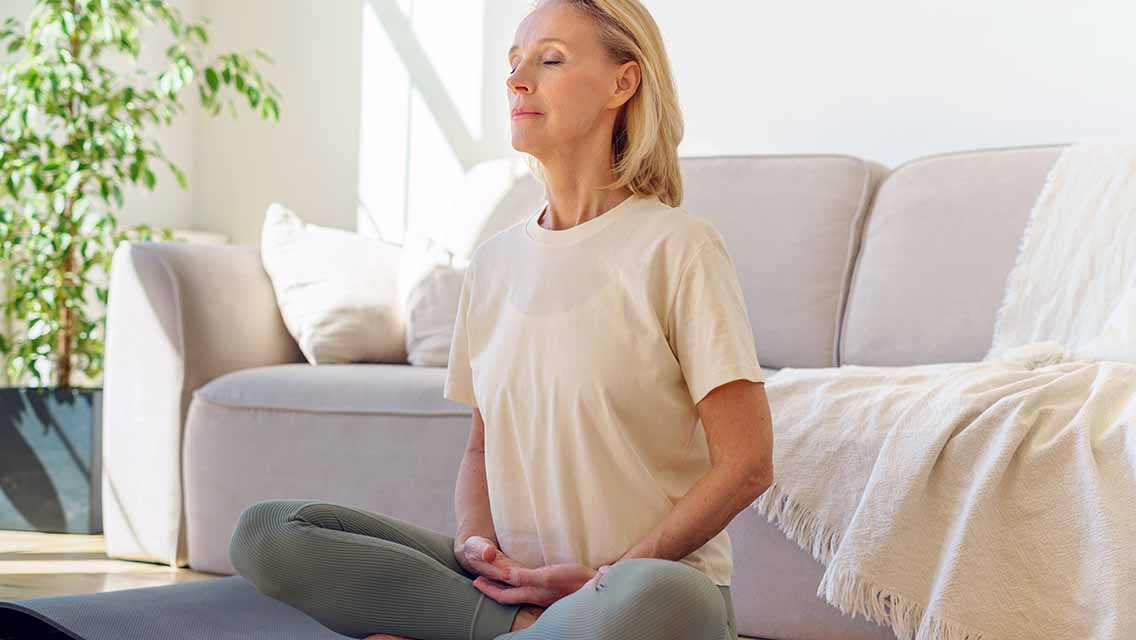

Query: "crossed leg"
left=229, top=499, right=736, bottom=640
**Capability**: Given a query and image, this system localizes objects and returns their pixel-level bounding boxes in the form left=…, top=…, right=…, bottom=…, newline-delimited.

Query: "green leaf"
left=168, top=162, right=187, bottom=189
left=61, top=11, right=76, bottom=36
left=0, top=0, right=282, bottom=390
left=264, top=97, right=279, bottom=121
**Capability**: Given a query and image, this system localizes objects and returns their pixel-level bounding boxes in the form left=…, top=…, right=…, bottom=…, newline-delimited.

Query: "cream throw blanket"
left=751, top=142, right=1136, bottom=640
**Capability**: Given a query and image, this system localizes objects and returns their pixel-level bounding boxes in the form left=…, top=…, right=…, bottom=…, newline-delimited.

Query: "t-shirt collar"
left=524, top=193, right=646, bottom=246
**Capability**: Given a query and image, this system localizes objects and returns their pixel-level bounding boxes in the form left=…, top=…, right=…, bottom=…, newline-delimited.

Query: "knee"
left=613, top=559, right=727, bottom=637
left=228, top=499, right=311, bottom=595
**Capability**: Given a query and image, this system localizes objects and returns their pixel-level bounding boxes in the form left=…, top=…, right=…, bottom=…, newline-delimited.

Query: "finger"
left=475, top=580, right=554, bottom=606
left=475, top=537, right=495, bottom=560
left=475, top=575, right=512, bottom=589
left=508, top=566, right=546, bottom=588
left=467, top=537, right=488, bottom=560
left=471, top=559, right=512, bottom=583
left=489, top=549, right=535, bottom=571
left=497, top=586, right=556, bottom=606
left=473, top=576, right=531, bottom=598
left=472, top=576, right=511, bottom=599
left=472, top=578, right=498, bottom=599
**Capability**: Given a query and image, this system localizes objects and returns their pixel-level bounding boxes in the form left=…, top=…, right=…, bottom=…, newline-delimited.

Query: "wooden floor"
left=0, top=530, right=221, bottom=601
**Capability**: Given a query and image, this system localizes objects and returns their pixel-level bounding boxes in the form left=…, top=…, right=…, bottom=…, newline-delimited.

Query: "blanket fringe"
left=752, top=483, right=991, bottom=640
left=752, top=481, right=841, bottom=564
left=820, top=563, right=990, bottom=640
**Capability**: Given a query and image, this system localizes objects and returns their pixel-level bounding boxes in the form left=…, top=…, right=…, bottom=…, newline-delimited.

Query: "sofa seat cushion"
left=193, top=363, right=782, bottom=415
left=194, top=363, right=464, bottom=415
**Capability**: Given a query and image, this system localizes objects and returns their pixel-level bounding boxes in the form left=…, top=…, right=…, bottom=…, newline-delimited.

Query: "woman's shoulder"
left=462, top=216, right=530, bottom=269
left=645, top=199, right=727, bottom=254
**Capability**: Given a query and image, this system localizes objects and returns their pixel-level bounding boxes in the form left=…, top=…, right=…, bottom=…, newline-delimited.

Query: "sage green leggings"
left=229, top=499, right=738, bottom=640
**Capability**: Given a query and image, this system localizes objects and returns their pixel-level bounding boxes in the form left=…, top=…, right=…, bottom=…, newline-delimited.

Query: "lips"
left=512, top=107, right=543, bottom=118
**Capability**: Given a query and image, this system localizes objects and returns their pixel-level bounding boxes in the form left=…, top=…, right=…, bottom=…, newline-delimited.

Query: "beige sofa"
left=101, top=143, right=1067, bottom=640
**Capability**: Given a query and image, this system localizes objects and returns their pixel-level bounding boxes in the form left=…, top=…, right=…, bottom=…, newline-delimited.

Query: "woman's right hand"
left=455, top=535, right=532, bottom=584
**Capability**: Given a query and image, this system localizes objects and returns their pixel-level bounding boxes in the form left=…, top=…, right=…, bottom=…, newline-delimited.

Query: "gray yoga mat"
left=0, top=575, right=353, bottom=639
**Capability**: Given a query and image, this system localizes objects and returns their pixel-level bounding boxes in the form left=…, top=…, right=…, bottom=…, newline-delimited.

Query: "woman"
left=228, top=1, right=774, bottom=638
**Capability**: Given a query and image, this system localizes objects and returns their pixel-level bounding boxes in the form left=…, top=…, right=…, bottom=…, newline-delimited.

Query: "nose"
left=506, top=66, right=531, bottom=95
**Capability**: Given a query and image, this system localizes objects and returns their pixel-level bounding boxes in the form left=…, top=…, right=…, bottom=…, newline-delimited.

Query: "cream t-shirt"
left=443, top=192, right=765, bottom=586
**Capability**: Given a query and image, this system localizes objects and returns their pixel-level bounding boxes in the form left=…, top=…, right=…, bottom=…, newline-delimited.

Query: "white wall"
left=193, top=0, right=363, bottom=247
left=346, top=0, right=1136, bottom=251
left=8, top=0, right=1136, bottom=246
left=649, top=0, right=1135, bottom=163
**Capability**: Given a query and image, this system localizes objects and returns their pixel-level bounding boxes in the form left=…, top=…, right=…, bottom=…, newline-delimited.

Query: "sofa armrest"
left=101, top=241, right=304, bottom=567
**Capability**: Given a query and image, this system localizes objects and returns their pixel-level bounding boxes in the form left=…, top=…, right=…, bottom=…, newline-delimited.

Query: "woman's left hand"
left=472, top=562, right=610, bottom=607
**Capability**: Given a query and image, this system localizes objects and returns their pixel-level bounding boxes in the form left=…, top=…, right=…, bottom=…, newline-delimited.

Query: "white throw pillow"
left=395, top=157, right=544, bottom=368
left=260, top=202, right=406, bottom=365
left=398, top=229, right=467, bottom=366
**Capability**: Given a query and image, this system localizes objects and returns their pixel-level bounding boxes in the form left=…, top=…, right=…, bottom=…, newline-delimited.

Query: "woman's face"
left=506, top=2, right=638, bottom=158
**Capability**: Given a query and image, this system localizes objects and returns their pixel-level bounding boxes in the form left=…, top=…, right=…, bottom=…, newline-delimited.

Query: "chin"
left=509, top=136, right=545, bottom=156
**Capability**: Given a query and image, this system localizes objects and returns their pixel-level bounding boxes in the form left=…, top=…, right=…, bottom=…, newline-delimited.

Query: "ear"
left=608, top=60, right=641, bottom=109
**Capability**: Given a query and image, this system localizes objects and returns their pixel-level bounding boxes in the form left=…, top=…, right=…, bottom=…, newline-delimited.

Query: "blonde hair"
left=524, top=0, right=685, bottom=207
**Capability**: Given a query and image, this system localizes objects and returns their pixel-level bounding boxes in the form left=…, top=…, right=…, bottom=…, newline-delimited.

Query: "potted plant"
left=0, top=0, right=281, bottom=534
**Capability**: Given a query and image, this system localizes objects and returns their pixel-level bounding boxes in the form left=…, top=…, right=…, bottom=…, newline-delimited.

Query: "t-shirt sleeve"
left=666, top=231, right=765, bottom=405
left=443, top=260, right=478, bottom=409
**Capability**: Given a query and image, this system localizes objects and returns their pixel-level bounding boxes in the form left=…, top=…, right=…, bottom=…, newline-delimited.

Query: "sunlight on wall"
left=406, top=0, right=485, bottom=246
left=357, top=0, right=487, bottom=246
left=357, top=0, right=412, bottom=244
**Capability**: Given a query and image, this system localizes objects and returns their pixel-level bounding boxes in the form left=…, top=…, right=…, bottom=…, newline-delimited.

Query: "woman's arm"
left=453, top=408, right=501, bottom=558
left=618, top=379, right=774, bottom=564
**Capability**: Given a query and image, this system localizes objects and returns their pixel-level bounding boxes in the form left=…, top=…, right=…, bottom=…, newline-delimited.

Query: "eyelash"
left=509, top=60, right=561, bottom=74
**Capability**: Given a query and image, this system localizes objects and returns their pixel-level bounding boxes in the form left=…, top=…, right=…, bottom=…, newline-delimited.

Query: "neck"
left=539, top=188, right=634, bottom=230
left=535, top=127, right=630, bottom=230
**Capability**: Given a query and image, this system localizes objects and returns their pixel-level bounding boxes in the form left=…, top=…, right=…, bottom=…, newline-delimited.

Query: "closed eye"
left=509, top=60, right=562, bottom=74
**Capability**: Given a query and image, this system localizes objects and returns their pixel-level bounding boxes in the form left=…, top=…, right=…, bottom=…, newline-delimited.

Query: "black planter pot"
left=0, top=386, right=103, bottom=534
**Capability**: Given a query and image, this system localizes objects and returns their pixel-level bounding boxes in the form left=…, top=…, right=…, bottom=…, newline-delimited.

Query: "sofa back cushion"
left=679, top=154, right=887, bottom=368
left=839, top=144, right=1067, bottom=366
